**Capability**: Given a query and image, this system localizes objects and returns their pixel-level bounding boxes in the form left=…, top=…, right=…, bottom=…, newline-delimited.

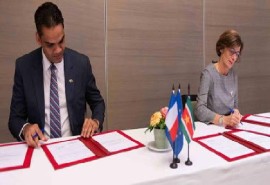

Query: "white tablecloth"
left=1, top=122, right=270, bottom=185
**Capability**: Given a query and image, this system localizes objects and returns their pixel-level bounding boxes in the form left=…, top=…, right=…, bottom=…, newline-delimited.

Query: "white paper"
left=255, top=112, right=270, bottom=118
left=46, top=140, right=95, bottom=164
left=93, top=131, right=138, bottom=152
left=0, top=144, right=28, bottom=168
left=237, top=122, right=270, bottom=136
left=232, top=131, right=270, bottom=149
left=245, top=115, right=270, bottom=124
left=200, top=135, right=254, bottom=158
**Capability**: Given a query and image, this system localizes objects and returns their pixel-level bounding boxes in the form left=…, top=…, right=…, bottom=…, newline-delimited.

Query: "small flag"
left=181, top=96, right=196, bottom=143
left=165, top=87, right=184, bottom=157
left=175, top=87, right=184, bottom=156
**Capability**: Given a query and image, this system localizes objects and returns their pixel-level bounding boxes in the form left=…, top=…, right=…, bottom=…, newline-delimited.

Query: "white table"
left=1, top=122, right=270, bottom=185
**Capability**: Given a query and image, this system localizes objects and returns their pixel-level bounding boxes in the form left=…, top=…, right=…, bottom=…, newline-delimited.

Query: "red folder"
left=226, top=116, right=270, bottom=137
left=0, top=142, right=34, bottom=172
left=222, top=131, right=266, bottom=153
left=241, top=114, right=270, bottom=127
left=42, top=130, right=144, bottom=170
left=194, top=132, right=259, bottom=162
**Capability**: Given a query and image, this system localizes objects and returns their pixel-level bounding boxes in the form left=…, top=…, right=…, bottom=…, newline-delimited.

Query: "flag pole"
left=169, top=84, right=178, bottom=169
left=173, top=84, right=181, bottom=164
left=185, top=143, right=193, bottom=166
left=170, top=84, right=182, bottom=168
left=185, top=83, right=193, bottom=166
left=170, top=154, right=178, bottom=169
left=188, top=83, right=190, bottom=97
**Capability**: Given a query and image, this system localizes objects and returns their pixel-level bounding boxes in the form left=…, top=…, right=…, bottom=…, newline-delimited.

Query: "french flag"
left=165, top=92, right=178, bottom=142
left=165, top=88, right=184, bottom=157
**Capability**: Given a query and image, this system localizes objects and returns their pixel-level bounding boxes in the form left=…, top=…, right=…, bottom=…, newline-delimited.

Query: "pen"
left=229, top=108, right=243, bottom=125
left=32, top=128, right=45, bottom=139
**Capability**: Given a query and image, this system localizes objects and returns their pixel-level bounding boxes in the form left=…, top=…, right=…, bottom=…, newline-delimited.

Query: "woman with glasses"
left=195, top=29, right=243, bottom=127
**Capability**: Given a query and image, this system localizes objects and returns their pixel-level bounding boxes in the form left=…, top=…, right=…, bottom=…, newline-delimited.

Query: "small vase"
left=153, top=128, right=169, bottom=149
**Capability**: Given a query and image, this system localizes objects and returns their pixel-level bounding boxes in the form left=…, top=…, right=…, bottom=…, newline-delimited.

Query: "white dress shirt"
left=42, top=51, right=72, bottom=138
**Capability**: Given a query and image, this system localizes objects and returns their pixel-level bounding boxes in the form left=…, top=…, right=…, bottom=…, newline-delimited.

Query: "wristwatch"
left=218, top=115, right=224, bottom=126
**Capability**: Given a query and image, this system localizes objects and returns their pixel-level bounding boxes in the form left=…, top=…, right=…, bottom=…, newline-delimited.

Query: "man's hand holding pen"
left=23, top=123, right=47, bottom=148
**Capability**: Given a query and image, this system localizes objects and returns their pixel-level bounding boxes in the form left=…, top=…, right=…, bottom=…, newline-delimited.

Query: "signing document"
left=256, top=112, right=270, bottom=117
left=46, top=139, right=95, bottom=164
left=231, top=131, right=270, bottom=150
left=199, top=135, right=254, bottom=158
left=244, top=115, right=270, bottom=124
left=237, top=122, right=270, bottom=136
left=42, top=130, right=144, bottom=169
left=0, top=143, right=32, bottom=171
left=92, top=131, right=138, bottom=152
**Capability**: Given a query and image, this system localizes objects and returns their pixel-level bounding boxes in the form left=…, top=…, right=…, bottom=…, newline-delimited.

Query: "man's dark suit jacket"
left=8, top=47, right=105, bottom=141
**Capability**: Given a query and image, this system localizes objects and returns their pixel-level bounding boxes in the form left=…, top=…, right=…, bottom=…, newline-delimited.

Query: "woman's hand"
left=223, top=111, right=242, bottom=127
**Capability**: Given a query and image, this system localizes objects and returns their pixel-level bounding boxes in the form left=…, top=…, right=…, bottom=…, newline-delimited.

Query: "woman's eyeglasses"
left=228, top=48, right=240, bottom=58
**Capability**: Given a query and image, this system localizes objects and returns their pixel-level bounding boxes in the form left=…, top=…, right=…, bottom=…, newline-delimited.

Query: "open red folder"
left=222, top=130, right=270, bottom=152
left=0, top=142, right=34, bottom=172
left=41, top=130, right=144, bottom=170
left=226, top=115, right=270, bottom=137
left=241, top=114, right=270, bottom=127
left=193, top=130, right=270, bottom=162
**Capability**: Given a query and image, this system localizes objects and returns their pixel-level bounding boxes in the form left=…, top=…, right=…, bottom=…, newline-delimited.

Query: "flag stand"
left=173, top=157, right=180, bottom=163
left=170, top=155, right=180, bottom=169
left=185, top=143, right=193, bottom=166
left=167, top=84, right=183, bottom=169
left=170, top=142, right=180, bottom=169
left=170, top=160, right=178, bottom=169
left=185, top=83, right=193, bottom=166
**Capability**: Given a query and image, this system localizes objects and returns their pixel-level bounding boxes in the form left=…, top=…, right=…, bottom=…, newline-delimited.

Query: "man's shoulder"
left=17, top=48, right=41, bottom=59
left=16, top=48, right=42, bottom=65
left=64, top=48, right=89, bottom=60
left=64, top=48, right=91, bottom=70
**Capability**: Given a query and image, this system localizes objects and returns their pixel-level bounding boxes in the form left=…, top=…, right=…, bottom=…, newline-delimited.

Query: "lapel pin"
left=69, top=79, right=74, bottom=83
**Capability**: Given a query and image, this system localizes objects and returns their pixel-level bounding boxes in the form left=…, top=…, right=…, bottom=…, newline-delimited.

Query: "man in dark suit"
left=8, top=2, right=105, bottom=148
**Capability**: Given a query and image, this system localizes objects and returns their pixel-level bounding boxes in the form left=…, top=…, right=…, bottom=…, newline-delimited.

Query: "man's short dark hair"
left=34, top=2, right=64, bottom=36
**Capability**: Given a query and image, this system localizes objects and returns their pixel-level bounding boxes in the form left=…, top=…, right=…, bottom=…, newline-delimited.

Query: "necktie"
left=50, top=64, right=61, bottom=138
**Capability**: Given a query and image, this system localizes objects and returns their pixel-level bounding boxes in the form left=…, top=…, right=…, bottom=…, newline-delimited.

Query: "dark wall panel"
left=205, top=0, right=270, bottom=114
left=107, top=0, right=203, bottom=130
